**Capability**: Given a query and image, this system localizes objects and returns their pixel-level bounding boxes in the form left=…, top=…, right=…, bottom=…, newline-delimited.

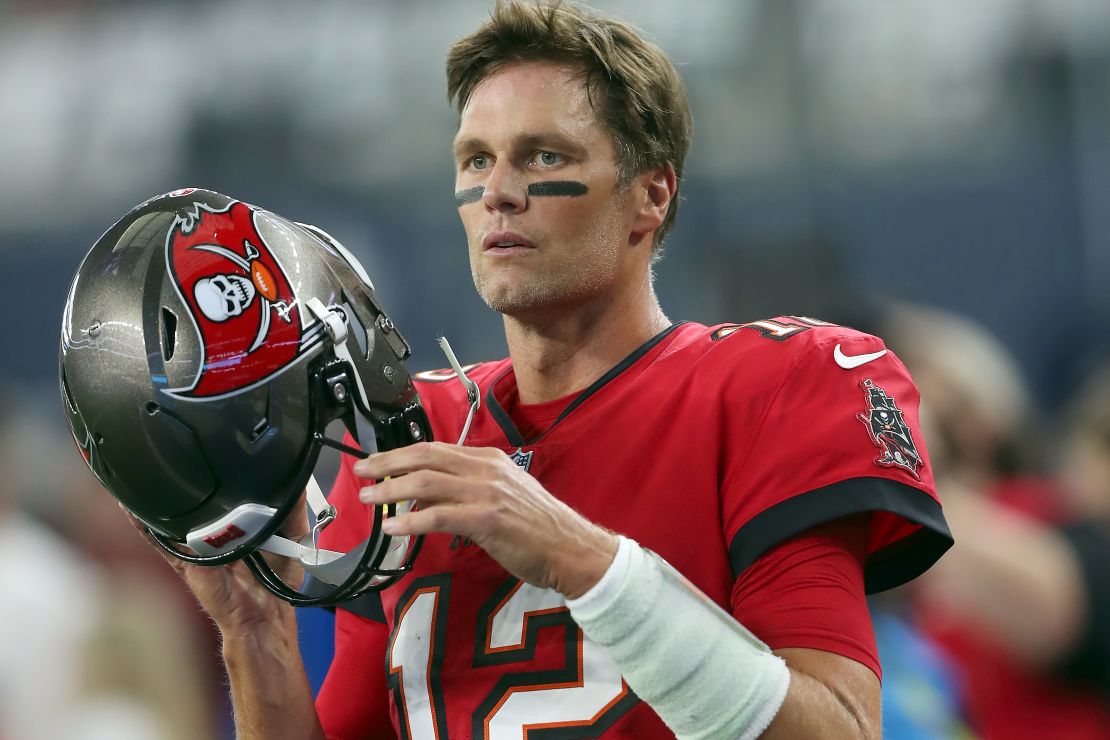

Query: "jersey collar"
left=486, top=322, right=687, bottom=447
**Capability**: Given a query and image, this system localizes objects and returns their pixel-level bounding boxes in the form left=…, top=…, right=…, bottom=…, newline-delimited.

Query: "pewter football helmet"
left=59, top=188, right=430, bottom=606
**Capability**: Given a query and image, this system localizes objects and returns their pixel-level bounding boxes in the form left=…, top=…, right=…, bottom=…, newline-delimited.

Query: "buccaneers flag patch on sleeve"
left=857, top=379, right=924, bottom=480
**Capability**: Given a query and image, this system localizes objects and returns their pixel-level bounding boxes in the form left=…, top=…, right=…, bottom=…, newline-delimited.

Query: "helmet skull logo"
left=188, top=239, right=295, bottom=347
left=195, top=273, right=256, bottom=322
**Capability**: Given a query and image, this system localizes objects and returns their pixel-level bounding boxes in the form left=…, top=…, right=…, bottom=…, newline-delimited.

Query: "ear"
left=629, top=163, right=677, bottom=244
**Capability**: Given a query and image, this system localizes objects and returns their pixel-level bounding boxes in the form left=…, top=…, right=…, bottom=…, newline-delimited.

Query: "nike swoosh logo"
left=834, top=344, right=888, bottom=369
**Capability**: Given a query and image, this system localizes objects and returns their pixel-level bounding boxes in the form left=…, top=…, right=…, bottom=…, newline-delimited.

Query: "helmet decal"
left=165, top=200, right=315, bottom=399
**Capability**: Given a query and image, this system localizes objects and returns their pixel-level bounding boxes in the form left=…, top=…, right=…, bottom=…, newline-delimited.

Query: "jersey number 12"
left=387, top=574, right=633, bottom=739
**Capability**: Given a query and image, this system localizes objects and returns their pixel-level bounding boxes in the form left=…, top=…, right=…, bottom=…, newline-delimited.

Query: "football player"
left=161, top=3, right=952, bottom=739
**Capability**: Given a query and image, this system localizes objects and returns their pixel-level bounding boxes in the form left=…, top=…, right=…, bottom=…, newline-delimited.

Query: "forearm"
left=221, top=612, right=325, bottom=740
left=761, top=650, right=879, bottom=739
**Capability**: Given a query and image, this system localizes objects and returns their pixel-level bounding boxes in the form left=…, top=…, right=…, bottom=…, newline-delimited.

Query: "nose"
left=481, top=161, right=526, bottom=214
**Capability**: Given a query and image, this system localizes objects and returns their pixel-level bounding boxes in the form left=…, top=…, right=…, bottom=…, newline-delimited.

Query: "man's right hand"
left=121, top=499, right=326, bottom=739
left=120, top=498, right=307, bottom=636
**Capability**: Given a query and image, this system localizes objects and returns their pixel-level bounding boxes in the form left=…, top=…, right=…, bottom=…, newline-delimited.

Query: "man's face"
left=453, top=61, right=640, bottom=317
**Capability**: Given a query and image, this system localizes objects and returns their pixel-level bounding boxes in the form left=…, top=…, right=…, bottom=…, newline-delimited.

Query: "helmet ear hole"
left=160, top=308, right=178, bottom=361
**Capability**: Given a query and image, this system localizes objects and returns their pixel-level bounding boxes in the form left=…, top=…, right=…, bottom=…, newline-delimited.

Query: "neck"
left=502, top=273, right=670, bottom=404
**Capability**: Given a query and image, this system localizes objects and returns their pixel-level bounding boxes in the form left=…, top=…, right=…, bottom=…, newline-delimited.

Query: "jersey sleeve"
left=731, top=514, right=880, bottom=680
left=722, top=331, right=952, bottom=593
left=313, top=445, right=394, bottom=736
left=316, top=609, right=396, bottom=739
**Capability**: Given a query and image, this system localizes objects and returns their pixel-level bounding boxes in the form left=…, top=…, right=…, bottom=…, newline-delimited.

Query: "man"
left=174, top=2, right=951, bottom=738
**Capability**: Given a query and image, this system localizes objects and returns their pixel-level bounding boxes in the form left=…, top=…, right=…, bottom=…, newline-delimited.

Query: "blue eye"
left=471, top=155, right=489, bottom=170
left=537, top=151, right=560, bottom=166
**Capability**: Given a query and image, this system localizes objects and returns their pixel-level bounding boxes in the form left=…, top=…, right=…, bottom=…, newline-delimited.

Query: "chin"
left=481, top=289, right=540, bottom=315
left=478, top=280, right=556, bottom=315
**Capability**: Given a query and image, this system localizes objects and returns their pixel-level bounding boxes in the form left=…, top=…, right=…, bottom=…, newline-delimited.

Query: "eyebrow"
left=452, top=132, right=589, bottom=160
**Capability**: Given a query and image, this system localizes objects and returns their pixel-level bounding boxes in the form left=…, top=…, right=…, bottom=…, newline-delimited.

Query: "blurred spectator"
left=888, top=306, right=1110, bottom=740
left=0, top=387, right=222, bottom=740
left=883, top=302, right=1040, bottom=494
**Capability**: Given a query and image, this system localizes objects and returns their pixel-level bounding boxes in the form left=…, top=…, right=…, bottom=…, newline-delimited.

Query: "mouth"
left=482, top=231, right=535, bottom=254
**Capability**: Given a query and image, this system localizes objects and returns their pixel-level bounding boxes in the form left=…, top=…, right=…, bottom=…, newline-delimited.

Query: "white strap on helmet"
left=437, top=336, right=480, bottom=445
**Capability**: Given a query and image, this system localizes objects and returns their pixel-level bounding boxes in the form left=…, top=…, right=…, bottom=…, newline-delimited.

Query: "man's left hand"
left=354, top=442, right=617, bottom=599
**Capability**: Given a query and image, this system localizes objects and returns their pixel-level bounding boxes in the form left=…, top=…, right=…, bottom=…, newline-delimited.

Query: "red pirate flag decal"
left=165, top=200, right=307, bottom=399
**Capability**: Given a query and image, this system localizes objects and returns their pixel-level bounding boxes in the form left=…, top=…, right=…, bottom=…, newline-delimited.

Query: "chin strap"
left=438, top=336, right=481, bottom=553
left=437, top=336, right=480, bottom=445
left=252, top=475, right=409, bottom=587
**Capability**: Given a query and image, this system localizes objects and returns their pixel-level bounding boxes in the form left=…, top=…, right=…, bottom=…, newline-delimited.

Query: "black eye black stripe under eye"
left=527, top=181, right=587, bottom=197
left=453, top=181, right=589, bottom=206
left=454, top=187, right=484, bottom=206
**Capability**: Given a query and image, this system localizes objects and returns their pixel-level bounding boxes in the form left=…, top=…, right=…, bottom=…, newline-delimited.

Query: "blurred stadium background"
left=2, top=1, right=1110, bottom=738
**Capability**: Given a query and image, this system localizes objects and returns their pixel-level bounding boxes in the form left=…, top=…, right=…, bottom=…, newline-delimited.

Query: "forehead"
left=455, top=61, right=604, bottom=146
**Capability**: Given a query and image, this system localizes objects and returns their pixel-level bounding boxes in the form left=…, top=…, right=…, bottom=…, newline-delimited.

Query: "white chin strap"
left=437, top=335, right=480, bottom=445
left=257, top=476, right=414, bottom=587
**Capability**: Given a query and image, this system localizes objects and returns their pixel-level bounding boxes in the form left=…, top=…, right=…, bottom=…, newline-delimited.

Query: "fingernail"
left=382, top=518, right=401, bottom=534
left=359, top=486, right=376, bottom=503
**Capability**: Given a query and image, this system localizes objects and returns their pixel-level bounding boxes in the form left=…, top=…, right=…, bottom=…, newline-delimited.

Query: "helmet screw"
left=377, top=315, right=395, bottom=334
left=332, top=382, right=348, bottom=402
left=409, top=421, right=423, bottom=440
left=383, top=365, right=396, bottom=382
left=87, top=321, right=102, bottom=338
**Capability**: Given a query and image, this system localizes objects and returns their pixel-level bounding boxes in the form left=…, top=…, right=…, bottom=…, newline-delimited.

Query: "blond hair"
left=447, top=0, right=692, bottom=249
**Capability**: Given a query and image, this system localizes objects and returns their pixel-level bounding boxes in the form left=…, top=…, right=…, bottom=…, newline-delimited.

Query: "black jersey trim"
left=487, top=366, right=527, bottom=447
left=307, top=575, right=386, bottom=622
left=486, top=322, right=688, bottom=447
left=728, top=477, right=952, bottom=594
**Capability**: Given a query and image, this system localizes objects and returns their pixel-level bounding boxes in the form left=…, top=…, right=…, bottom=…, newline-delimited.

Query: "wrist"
left=557, top=529, right=620, bottom=600
left=219, top=607, right=298, bottom=651
left=221, top=623, right=302, bottom=676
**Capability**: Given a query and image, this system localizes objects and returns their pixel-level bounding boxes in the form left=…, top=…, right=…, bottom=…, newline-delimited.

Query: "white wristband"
left=566, top=536, right=790, bottom=740
left=565, top=532, right=635, bottom=617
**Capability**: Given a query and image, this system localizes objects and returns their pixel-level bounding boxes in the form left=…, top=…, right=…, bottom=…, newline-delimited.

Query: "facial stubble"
left=471, top=214, right=627, bottom=316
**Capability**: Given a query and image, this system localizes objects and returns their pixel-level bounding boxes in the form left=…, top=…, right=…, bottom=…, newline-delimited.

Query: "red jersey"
left=317, top=318, right=951, bottom=739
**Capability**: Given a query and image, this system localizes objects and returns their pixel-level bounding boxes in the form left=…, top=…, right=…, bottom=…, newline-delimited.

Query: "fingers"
left=379, top=502, right=480, bottom=537
left=353, top=441, right=502, bottom=480
left=119, top=503, right=186, bottom=569
left=360, top=469, right=467, bottom=507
